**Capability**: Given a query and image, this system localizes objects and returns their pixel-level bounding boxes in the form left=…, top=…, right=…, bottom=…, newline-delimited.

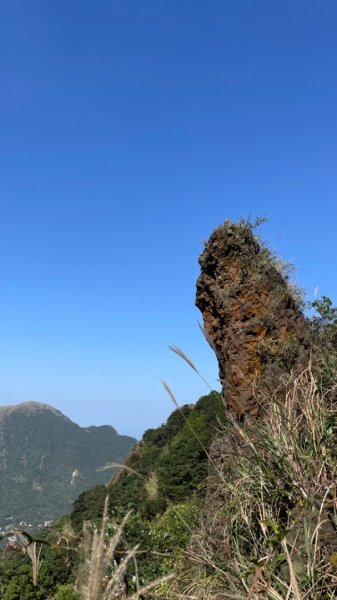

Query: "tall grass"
left=77, top=497, right=172, bottom=600
left=175, top=365, right=337, bottom=599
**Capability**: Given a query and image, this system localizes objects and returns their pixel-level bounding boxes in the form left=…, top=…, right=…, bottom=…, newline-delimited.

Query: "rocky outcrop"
left=196, top=220, right=310, bottom=417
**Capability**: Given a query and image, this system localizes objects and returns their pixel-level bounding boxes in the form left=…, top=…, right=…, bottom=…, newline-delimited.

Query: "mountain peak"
left=0, top=401, right=65, bottom=416
left=0, top=401, right=136, bottom=525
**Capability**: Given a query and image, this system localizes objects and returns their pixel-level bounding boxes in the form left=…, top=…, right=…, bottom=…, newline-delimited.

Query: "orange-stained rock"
left=196, top=221, right=310, bottom=417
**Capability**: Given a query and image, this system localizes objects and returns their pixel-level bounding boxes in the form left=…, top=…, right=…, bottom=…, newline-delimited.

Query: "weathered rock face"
left=196, top=221, right=310, bottom=417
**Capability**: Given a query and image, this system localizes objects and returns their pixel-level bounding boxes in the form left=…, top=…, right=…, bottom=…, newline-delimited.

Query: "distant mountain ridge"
left=0, top=401, right=136, bottom=526
left=0, top=401, right=66, bottom=416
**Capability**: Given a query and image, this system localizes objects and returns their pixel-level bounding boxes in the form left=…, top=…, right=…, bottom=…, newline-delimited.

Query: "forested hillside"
left=0, top=402, right=136, bottom=526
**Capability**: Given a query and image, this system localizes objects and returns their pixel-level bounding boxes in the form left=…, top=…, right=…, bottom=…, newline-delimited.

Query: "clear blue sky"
left=0, top=1, right=336, bottom=438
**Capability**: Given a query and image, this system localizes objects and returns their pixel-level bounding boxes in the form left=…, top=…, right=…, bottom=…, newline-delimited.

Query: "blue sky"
left=0, top=0, right=336, bottom=437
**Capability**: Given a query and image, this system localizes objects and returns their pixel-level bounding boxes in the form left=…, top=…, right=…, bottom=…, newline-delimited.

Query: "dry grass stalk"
left=78, top=497, right=130, bottom=599
left=167, top=345, right=212, bottom=391
left=12, top=532, right=43, bottom=587
left=77, top=496, right=173, bottom=600
left=24, top=541, right=43, bottom=587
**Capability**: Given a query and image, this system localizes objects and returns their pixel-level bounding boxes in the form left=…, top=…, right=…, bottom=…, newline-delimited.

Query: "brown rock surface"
left=196, top=220, right=310, bottom=417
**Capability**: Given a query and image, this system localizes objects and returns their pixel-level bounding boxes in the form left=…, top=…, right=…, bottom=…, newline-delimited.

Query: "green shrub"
left=51, top=583, right=80, bottom=600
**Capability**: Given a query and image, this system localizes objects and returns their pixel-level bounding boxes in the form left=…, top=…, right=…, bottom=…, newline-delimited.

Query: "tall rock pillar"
left=196, top=221, right=310, bottom=417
